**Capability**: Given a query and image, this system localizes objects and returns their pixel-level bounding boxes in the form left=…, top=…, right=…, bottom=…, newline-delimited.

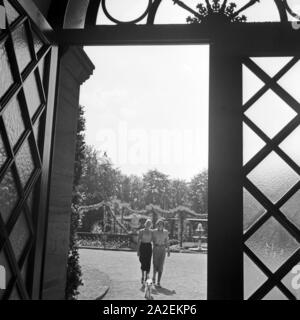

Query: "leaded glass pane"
left=278, top=60, right=300, bottom=104
left=38, top=58, right=46, bottom=84
left=12, top=24, right=32, bottom=73
left=33, top=120, right=40, bottom=145
left=23, top=72, right=42, bottom=118
left=262, top=287, right=288, bottom=300
left=21, top=257, right=28, bottom=285
left=247, top=151, right=299, bottom=204
left=251, top=57, right=292, bottom=78
left=279, top=126, right=300, bottom=167
left=0, top=2, right=51, bottom=302
left=9, top=211, right=30, bottom=262
left=0, top=41, right=14, bottom=99
left=3, top=95, right=26, bottom=147
left=9, top=285, right=21, bottom=300
left=15, top=139, right=35, bottom=188
left=0, top=132, right=8, bottom=169
left=4, top=0, right=20, bottom=25
left=244, top=253, right=267, bottom=299
left=32, top=31, right=43, bottom=54
left=245, top=217, right=300, bottom=273
left=280, top=190, right=300, bottom=230
left=0, top=169, right=19, bottom=224
left=245, top=90, right=297, bottom=139
left=243, top=189, right=266, bottom=233
left=243, top=65, right=264, bottom=105
left=27, top=189, right=34, bottom=214
left=243, top=123, right=266, bottom=165
left=243, top=55, right=300, bottom=300
left=33, top=119, right=44, bottom=155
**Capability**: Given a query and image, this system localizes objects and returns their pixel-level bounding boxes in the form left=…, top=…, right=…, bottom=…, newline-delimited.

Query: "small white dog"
left=144, top=278, right=153, bottom=300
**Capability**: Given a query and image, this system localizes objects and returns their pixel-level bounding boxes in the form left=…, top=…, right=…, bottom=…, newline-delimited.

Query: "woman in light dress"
left=152, top=219, right=170, bottom=287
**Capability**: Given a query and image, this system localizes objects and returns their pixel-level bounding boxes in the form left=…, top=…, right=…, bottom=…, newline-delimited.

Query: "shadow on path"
left=154, top=286, right=176, bottom=296
left=140, top=285, right=145, bottom=292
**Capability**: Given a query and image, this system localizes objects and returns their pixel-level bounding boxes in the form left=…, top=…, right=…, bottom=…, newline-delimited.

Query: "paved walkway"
left=79, top=249, right=207, bottom=300
left=78, top=264, right=110, bottom=300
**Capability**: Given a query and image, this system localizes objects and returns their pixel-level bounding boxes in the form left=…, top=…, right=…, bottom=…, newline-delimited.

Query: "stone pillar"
left=41, top=47, right=94, bottom=300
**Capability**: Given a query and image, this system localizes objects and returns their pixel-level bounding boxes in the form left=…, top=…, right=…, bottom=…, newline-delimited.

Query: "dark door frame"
left=0, top=0, right=59, bottom=300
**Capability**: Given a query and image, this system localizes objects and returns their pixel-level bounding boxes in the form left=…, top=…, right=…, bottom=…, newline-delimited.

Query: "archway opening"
left=76, top=44, right=209, bottom=300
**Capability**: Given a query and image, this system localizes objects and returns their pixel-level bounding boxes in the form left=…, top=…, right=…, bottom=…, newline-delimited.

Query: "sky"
left=79, top=0, right=299, bottom=180
left=80, top=45, right=209, bottom=181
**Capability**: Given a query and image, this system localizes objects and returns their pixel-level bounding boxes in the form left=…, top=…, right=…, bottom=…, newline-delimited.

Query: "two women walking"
left=137, top=219, right=170, bottom=287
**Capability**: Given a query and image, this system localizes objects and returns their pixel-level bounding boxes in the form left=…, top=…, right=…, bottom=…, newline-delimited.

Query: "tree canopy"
left=78, top=146, right=208, bottom=215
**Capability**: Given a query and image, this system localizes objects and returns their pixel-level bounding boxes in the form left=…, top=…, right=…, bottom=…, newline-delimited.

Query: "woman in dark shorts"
left=137, top=219, right=153, bottom=284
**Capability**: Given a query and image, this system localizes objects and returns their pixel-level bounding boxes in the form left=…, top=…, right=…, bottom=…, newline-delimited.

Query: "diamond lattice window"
left=0, top=0, right=51, bottom=300
left=243, top=56, right=300, bottom=300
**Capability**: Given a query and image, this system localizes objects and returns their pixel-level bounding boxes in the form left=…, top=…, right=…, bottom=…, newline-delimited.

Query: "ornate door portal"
left=53, top=0, right=300, bottom=300
left=0, top=0, right=300, bottom=300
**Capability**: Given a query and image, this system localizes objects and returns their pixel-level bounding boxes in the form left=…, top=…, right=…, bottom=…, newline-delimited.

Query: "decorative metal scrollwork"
left=184, top=0, right=260, bottom=24
left=97, top=0, right=283, bottom=25
left=101, top=0, right=152, bottom=24
left=283, top=0, right=300, bottom=20
left=61, top=0, right=300, bottom=28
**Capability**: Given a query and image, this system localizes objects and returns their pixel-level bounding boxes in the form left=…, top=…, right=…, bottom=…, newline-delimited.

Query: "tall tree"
left=128, top=175, right=145, bottom=210
left=143, top=169, right=170, bottom=209
left=114, top=172, right=129, bottom=203
left=66, top=105, right=86, bottom=300
left=189, top=170, right=208, bottom=214
left=80, top=148, right=120, bottom=204
left=169, top=179, right=189, bottom=208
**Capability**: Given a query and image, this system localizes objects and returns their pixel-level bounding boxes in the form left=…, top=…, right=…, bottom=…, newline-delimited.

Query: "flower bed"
left=77, top=233, right=132, bottom=250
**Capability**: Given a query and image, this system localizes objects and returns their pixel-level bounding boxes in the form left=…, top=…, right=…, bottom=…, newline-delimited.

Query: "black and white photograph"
left=0, top=0, right=300, bottom=307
